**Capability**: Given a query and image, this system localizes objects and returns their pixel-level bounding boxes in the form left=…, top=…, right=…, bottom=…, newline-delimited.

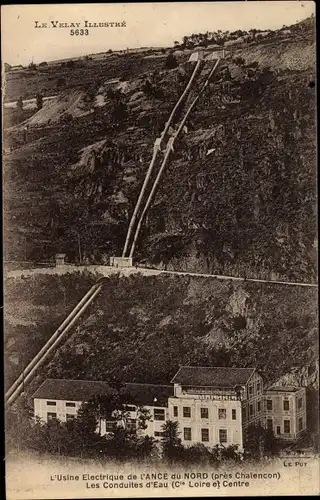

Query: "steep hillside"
left=4, top=271, right=98, bottom=390
left=3, top=18, right=316, bottom=281
left=5, top=272, right=318, bottom=397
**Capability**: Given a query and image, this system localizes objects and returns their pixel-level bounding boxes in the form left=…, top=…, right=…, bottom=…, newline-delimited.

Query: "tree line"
left=6, top=388, right=281, bottom=464
left=173, top=15, right=314, bottom=50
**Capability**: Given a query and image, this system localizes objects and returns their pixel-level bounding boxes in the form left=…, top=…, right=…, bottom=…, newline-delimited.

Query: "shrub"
left=36, top=93, right=43, bottom=110
left=16, top=96, right=23, bottom=111
left=165, top=54, right=178, bottom=70
left=57, top=77, right=66, bottom=89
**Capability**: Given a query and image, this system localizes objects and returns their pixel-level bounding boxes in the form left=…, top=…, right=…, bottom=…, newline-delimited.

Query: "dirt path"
left=6, top=264, right=318, bottom=287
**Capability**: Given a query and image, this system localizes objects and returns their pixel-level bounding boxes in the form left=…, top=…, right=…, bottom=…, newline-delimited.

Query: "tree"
left=5, top=393, right=35, bottom=452
left=211, top=444, right=243, bottom=465
left=161, top=420, right=184, bottom=463
left=36, top=93, right=43, bottom=110
left=165, top=53, right=178, bottom=70
left=75, top=388, right=154, bottom=461
left=182, top=443, right=212, bottom=464
left=111, top=101, right=128, bottom=127
left=244, top=423, right=280, bottom=459
left=244, top=424, right=265, bottom=459
left=264, top=428, right=281, bottom=456
left=136, top=435, right=156, bottom=459
left=84, top=83, right=97, bottom=103
left=16, top=96, right=23, bottom=112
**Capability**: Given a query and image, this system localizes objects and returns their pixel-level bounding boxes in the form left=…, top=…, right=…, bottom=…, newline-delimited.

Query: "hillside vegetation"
left=5, top=272, right=318, bottom=397
left=3, top=16, right=316, bottom=282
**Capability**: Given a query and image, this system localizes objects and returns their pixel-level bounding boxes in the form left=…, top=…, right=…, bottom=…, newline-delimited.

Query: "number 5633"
left=70, top=29, right=89, bottom=36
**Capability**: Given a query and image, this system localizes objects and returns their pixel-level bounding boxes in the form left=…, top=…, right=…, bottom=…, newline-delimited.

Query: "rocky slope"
left=3, top=18, right=316, bottom=282
left=5, top=272, right=318, bottom=397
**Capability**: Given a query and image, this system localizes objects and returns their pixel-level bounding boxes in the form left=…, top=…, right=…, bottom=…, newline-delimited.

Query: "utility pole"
left=24, top=236, right=27, bottom=261
left=77, top=232, right=82, bottom=264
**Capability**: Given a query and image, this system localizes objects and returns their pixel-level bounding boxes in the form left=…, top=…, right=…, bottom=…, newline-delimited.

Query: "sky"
left=1, top=2, right=315, bottom=66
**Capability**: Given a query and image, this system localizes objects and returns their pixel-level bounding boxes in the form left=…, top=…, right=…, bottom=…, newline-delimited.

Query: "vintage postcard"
left=2, top=2, right=318, bottom=498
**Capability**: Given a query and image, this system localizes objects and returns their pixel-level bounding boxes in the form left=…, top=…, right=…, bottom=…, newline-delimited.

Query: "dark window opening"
left=201, top=429, right=209, bottom=442
left=218, top=408, right=226, bottom=419
left=283, top=400, right=289, bottom=411
left=154, top=409, right=165, bottom=421
left=183, top=407, right=191, bottom=418
left=284, top=420, right=291, bottom=434
left=184, top=427, right=192, bottom=441
left=219, top=429, right=227, bottom=444
left=201, top=407, right=209, bottom=419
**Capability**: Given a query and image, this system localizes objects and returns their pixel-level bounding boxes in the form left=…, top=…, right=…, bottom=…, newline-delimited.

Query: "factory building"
left=32, top=379, right=173, bottom=437
left=32, top=367, right=307, bottom=449
left=168, top=366, right=264, bottom=449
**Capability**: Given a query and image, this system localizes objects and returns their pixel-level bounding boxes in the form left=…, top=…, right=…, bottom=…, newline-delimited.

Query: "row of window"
left=47, top=412, right=75, bottom=422
left=245, top=397, right=303, bottom=419
left=247, top=400, right=262, bottom=418
left=154, top=431, right=165, bottom=437
left=172, top=406, right=237, bottom=420
left=46, top=396, right=303, bottom=419
left=248, top=381, right=261, bottom=397
left=267, top=417, right=304, bottom=434
left=183, top=427, right=228, bottom=444
left=47, top=401, right=76, bottom=408
left=266, top=397, right=303, bottom=412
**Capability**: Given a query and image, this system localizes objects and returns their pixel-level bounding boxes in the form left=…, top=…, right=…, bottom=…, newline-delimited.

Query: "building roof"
left=32, top=379, right=173, bottom=407
left=32, top=379, right=112, bottom=401
left=125, top=383, right=173, bottom=407
left=171, top=366, right=256, bottom=387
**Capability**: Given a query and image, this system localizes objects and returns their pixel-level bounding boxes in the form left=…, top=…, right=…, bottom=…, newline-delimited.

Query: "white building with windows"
left=168, top=366, right=264, bottom=450
left=33, top=379, right=108, bottom=424
left=113, top=382, right=173, bottom=438
left=32, top=368, right=307, bottom=447
left=263, top=386, right=307, bottom=440
left=32, top=379, right=173, bottom=438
